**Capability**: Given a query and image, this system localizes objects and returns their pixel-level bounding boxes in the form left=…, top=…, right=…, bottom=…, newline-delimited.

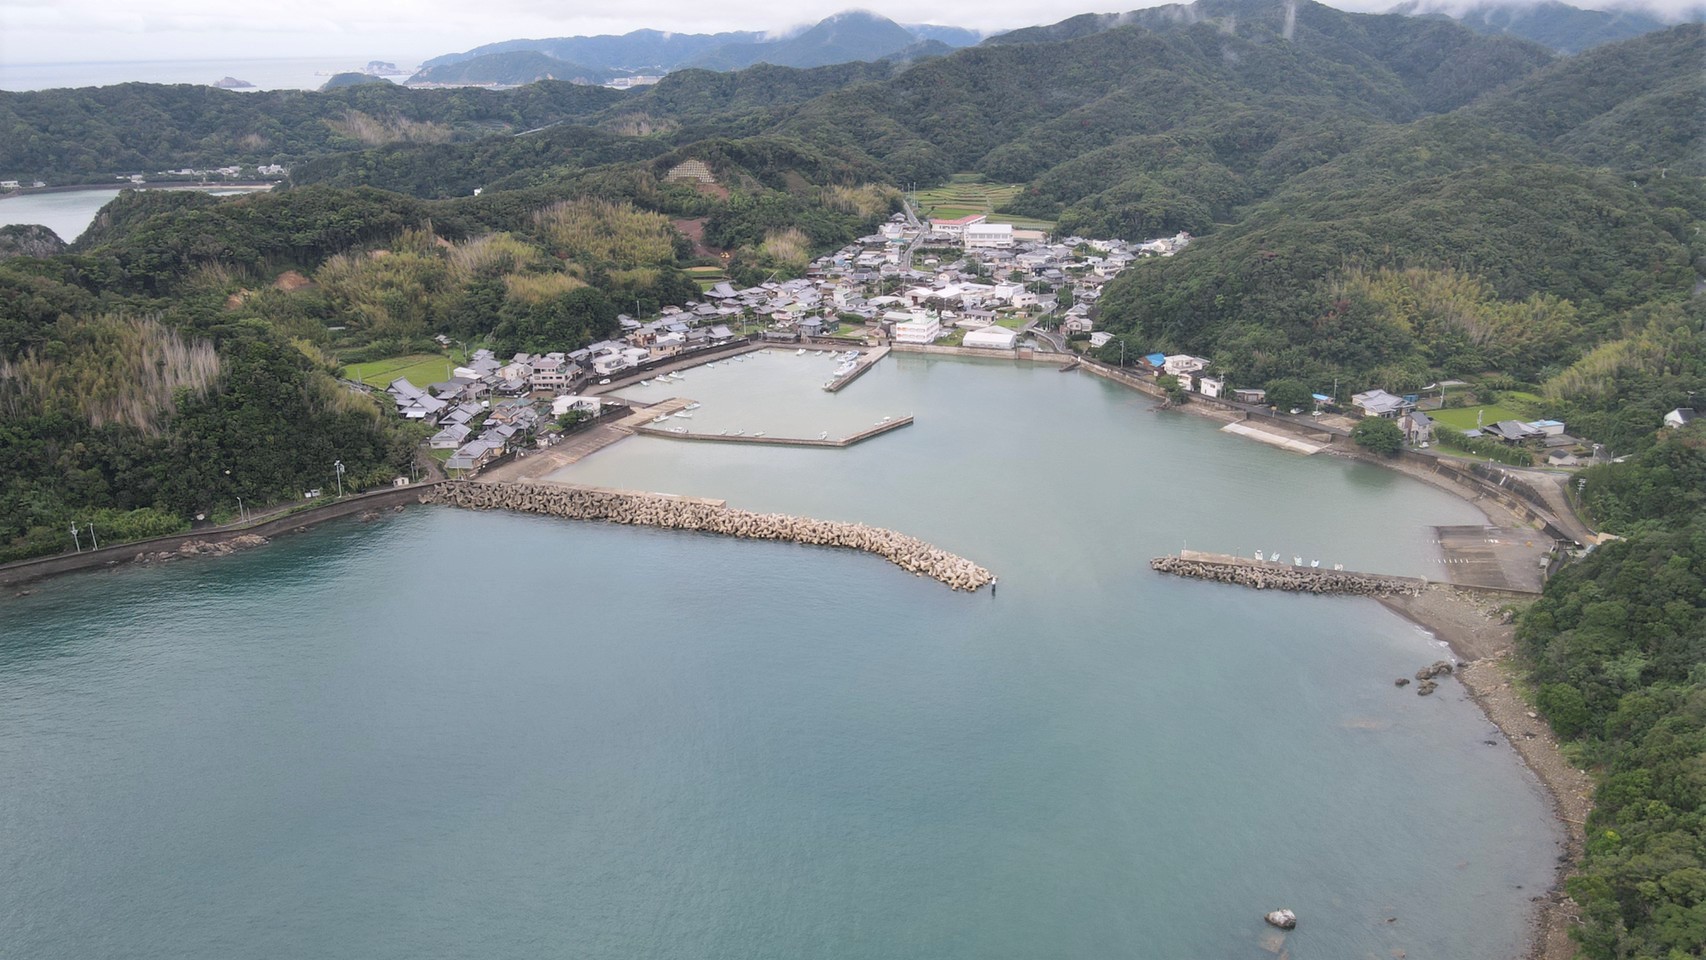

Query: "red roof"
left=929, top=214, right=987, bottom=226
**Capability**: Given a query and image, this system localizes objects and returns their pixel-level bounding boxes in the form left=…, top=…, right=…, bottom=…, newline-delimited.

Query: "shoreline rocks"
left=427, top=481, right=995, bottom=592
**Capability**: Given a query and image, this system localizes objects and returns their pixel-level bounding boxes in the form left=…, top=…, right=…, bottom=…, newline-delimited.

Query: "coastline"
left=1377, top=588, right=1590, bottom=960
left=1077, top=360, right=1588, bottom=960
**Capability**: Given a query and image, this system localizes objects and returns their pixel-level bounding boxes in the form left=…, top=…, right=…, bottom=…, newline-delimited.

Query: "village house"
left=1350, top=389, right=1411, bottom=419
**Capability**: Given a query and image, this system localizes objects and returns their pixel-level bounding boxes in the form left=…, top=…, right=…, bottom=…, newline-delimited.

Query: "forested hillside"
left=0, top=81, right=623, bottom=180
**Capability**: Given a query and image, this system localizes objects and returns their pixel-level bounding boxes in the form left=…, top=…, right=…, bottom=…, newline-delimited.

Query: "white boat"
left=796, top=349, right=805, bottom=356
left=753, top=431, right=764, bottom=437
left=651, top=414, right=670, bottom=423
left=732, top=429, right=744, bottom=436
left=640, top=379, right=652, bottom=386
left=671, top=427, right=688, bottom=434
left=674, top=412, right=693, bottom=419
left=684, top=402, right=701, bottom=410
left=818, top=431, right=829, bottom=440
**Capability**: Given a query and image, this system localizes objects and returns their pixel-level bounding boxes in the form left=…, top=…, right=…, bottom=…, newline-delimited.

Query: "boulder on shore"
left=1264, top=908, right=1297, bottom=929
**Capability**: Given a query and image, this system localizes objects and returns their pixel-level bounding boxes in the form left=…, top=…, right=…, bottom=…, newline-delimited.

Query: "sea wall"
left=426, top=481, right=994, bottom=592
left=0, top=482, right=443, bottom=589
left=1150, top=553, right=1425, bottom=597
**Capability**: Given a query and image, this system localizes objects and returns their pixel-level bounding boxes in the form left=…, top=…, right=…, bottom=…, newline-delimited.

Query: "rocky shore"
left=427, top=481, right=994, bottom=591
left=1149, top=554, right=1425, bottom=596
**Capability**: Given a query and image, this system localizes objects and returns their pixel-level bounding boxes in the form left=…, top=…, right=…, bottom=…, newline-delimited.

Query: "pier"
left=633, top=415, right=914, bottom=448
left=823, top=345, right=889, bottom=392
left=424, top=481, right=995, bottom=591
left=1150, top=550, right=1426, bottom=597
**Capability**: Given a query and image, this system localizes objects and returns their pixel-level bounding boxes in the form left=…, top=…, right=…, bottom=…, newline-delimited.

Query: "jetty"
left=424, top=481, right=994, bottom=592
left=633, top=416, right=913, bottom=448
left=823, top=345, right=889, bottom=392
left=1150, top=550, right=1425, bottom=597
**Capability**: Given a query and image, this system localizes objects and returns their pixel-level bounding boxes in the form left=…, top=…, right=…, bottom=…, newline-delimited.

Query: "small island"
left=212, top=76, right=254, bottom=89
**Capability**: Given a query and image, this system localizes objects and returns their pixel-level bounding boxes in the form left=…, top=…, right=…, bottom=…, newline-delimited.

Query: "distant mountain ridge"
left=413, top=11, right=980, bottom=84
left=1388, top=0, right=1684, bottom=53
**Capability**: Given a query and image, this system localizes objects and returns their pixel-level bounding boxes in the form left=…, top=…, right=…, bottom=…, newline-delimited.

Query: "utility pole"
left=334, top=459, right=345, bottom=498
left=87, top=523, right=98, bottom=549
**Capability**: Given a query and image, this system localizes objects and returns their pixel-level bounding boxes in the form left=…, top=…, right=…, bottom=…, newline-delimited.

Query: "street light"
left=86, top=523, right=98, bottom=549
left=70, top=523, right=81, bottom=553
left=333, top=459, right=345, bottom=498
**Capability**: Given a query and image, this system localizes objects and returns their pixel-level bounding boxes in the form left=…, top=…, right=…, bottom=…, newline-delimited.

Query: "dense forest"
left=1521, top=424, right=1706, bottom=959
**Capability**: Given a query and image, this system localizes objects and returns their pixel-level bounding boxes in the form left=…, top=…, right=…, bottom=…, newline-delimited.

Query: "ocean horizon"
left=0, top=56, right=421, bottom=93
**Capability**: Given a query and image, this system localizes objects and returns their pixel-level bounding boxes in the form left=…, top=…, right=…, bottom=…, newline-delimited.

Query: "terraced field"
left=915, top=175, right=1054, bottom=230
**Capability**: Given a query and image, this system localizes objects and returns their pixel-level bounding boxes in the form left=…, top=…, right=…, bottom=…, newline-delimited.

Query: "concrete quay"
left=1151, top=550, right=1426, bottom=597
left=634, top=416, right=914, bottom=448
left=425, top=481, right=994, bottom=592
left=823, top=345, right=889, bottom=392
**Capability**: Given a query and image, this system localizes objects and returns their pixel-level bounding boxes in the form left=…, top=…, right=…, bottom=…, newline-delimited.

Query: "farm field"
left=916, top=175, right=1054, bottom=230
left=1430, top=404, right=1531, bottom=430
left=344, top=354, right=453, bottom=389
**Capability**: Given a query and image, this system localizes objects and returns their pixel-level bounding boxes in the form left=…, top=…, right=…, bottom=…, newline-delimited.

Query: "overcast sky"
left=0, top=0, right=1687, bottom=65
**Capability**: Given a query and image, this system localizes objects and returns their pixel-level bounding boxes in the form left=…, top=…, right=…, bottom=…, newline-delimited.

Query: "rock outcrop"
left=1264, top=909, right=1297, bottom=929
left=427, top=481, right=995, bottom=591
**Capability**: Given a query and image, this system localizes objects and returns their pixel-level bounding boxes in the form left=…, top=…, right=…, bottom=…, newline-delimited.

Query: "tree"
left=1156, top=373, right=1186, bottom=405
left=1351, top=416, right=1404, bottom=456
left=1264, top=379, right=1314, bottom=412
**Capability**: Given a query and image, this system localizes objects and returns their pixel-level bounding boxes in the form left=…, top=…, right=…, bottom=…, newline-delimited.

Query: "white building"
left=892, top=313, right=943, bottom=344
left=963, top=326, right=1018, bottom=350
left=1162, top=355, right=1209, bottom=376
left=551, top=395, right=603, bottom=418
left=964, top=222, right=1014, bottom=250
left=928, top=214, right=986, bottom=239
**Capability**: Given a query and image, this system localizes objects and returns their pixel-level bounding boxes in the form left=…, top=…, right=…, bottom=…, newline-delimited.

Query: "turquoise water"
left=0, top=356, right=1559, bottom=959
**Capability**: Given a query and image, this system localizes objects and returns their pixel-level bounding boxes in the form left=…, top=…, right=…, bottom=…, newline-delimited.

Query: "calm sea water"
left=0, top=187, right=268, bottom=244
left=0, top=58, right=415, bottom=92
left=0, top=356, right=1559, bottom=959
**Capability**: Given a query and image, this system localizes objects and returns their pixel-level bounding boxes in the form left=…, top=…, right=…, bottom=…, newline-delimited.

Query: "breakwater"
left=634, top=416, right=913, bottom=448
left=425, top=481, right=994, bottom=591
left=1150, top=551, right=1425, bottom=597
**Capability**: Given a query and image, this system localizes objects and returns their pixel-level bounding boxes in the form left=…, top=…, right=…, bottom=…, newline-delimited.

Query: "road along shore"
left=425, top=481, right=995, bottom=592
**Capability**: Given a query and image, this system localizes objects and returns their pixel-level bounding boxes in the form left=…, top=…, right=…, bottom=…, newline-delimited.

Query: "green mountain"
left=419, top=28, right=763, bottom=72
left=682, top=11, right=924, bottom=70
left=318, top=72, right=392, bottom=91
left=416, top=12, right=981, bottom=77
left=0, top=81, right=624, bottom=181
left=406, top=51, right=618, bottom=87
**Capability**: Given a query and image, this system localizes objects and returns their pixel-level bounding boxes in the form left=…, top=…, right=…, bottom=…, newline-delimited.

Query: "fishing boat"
left=684, top=402, right=702, bottom=410
left=640, top=379, right=652, bottom=386
left=651, top=414, right=671, bottom=423
left=818, top=431, right=829, bottom=440
left=796, top=348, right=806, bottom=356
left=673, top=412, right=693, bottom=419
left=753, top=431, right=764, bottom=437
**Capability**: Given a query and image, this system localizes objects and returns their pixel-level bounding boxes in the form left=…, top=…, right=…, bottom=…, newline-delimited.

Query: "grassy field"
left=1430, top=404, right=1531, bottom=430
left=344, top=354, right=453, bottom=389
left=916, top=174, right=1054, bottom=230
